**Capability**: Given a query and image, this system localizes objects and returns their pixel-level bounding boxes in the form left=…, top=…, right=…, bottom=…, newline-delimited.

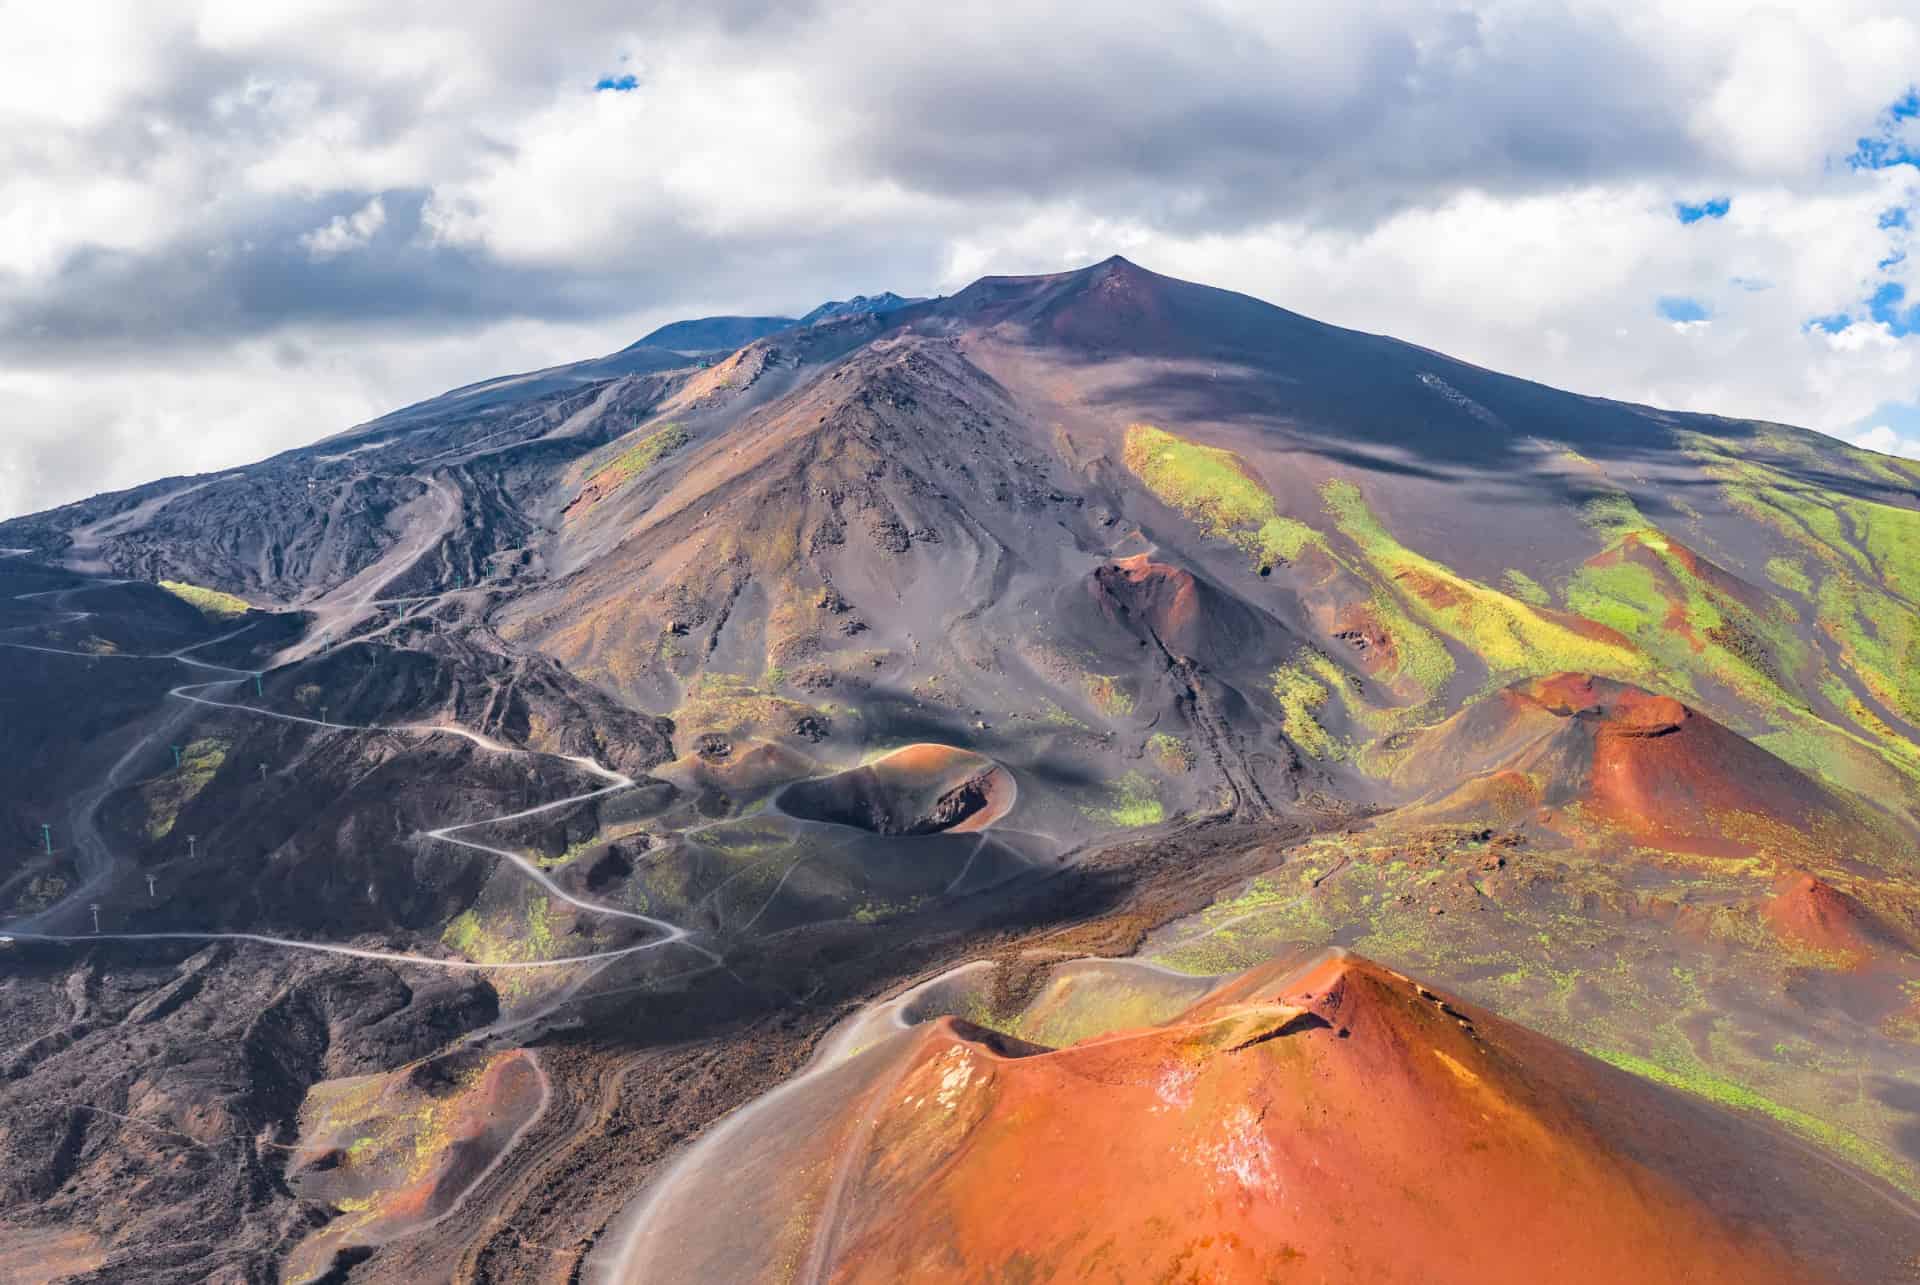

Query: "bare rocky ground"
left=1, top=258, right=1917, bottom=1281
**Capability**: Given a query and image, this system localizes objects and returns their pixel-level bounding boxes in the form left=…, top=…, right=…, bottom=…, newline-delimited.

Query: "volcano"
left=2, top=257, right=1918, bottom=1282
left=604, top=950, right=1912, bottom=1284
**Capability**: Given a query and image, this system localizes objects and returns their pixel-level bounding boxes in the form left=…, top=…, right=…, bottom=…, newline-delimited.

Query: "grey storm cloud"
left=0, top=2, right=1722, bottom=363
left=832, top=5, right=1703, bottom=226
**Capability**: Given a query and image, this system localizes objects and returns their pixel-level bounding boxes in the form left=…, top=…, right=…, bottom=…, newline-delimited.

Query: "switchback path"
left=0, top=561, right=714, bottom=972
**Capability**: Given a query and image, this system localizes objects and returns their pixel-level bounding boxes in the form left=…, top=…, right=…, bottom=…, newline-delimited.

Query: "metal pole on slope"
left=254, top=674, right=263, bottom=699
left=89, top=903, right=100, bottom=934
left=40, top=824, right=51, bottom=855
left=171, top=745, right=182, bottom=769
left=146, top=875, right=156, bottom=898
left=186, top=834, right=196, bottom=859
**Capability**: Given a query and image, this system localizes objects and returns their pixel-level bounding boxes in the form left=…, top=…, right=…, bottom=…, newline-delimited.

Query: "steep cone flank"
left=1766, top=871, right=1882, bottom=957
left=613, top=950, right=1900, bottom=1284
left=1084, top=553, right=1271, bottom=666
left=8, top=257, right=1920, bottom=1279
left=826, top=955, right=1876, bottom=1284
left=1400, top=673, right=1859, bottom=856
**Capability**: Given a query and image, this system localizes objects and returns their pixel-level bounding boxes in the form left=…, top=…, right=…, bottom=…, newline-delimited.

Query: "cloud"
left=300, top=195, right=388, bottom=258
left=1849, top=423, right=1920, bottom=458
left=5, top=2, right=1920, bottom=518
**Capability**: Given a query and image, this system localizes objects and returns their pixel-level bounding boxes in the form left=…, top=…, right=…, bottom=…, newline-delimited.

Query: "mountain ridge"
left=2, top=255, right=1918, bottom=1283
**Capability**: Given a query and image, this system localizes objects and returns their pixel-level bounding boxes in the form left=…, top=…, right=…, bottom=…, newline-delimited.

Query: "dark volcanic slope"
left=3, top=257, right=1919, bottom=1283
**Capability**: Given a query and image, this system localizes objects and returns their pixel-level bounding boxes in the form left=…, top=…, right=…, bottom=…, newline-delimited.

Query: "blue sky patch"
left=1675, top=196, right=1730, bottom=224
left=1806, top=313, right=1852, bottom=334
left=595, top=73, right=640, bottom=92
left=1869, top=282, right=1920, bottom=335
left=1849, top=88, right=1920, bottom=169
left=1849, top=399, right=1920, bottom=447
left=1880, top=206, right=1909, bottom=230
left=1658, top=296, right=1709, bottom=323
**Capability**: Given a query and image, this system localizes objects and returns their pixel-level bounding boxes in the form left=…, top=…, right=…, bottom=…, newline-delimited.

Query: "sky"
left=4, top=1, right=1920, bottom=519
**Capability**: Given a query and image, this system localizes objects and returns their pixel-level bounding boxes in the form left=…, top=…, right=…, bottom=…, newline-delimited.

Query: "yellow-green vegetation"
left=1123, top=424, right=1317, bottom=570
left=295, top=1052, right=521, bottom=1253
left=1147, top=732, right=1196, bottom=773
left=1121, top=425, right=1919, bottom=805
left=1082, top=770, right=1164, bottom=828
left=1122, top=425, right=1448, bottom=706
left=1148, top=827, right=1920, bottom=1199
left=961, top=969, right=1203, bottom=1048
left=441, top=896, right=561, bottom=966
left=1083, top=673, right=1135, bottom=718
left=1683, top=433, right=1920, bottom=761
left=582, top=421, right=687, bottom=496
left=1566, top=523, right=1810, bottom=721
left=534, top=834, right=599, bottom=869
left=159, top=579, right=249, bottom=619
left=674, top=671, right=822, bottom=742
left=1322, top=479, right=1647, bottom=690
left=1030, top=699, right=1089, bottom=731
left=1765, top=556, right=1813, bottom=598
left=141, top=737, right=228, bottom=839
left=1500, top=569, right=1550, bottom=606
left=851, top=895, right=927, bottom=924
left=1154, top=857, right=1345, bottom=976
left=1578, top=491, right=1648, bottom=540
left=1590, top=1048, right=1915, bottom=1198
left=1564, top=554, right=1663, bottom=638
left=1269, top=652, right=1350, bottom=760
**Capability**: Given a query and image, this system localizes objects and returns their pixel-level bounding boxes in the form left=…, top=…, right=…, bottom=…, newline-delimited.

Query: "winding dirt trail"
left=275, top=472, right=462, bottom=667
left=0, top=560, right=713, bottom=972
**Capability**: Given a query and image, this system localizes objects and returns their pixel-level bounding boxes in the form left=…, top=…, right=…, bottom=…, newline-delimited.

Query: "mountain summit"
left=1, top=258, right=1916, bottom=1282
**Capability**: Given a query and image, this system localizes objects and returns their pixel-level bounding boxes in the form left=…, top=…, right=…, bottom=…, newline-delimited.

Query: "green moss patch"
left=141, top=737, right=229, bottom=839
left=1270, top=652, right=1350, bottom=760
left=159, top=580, right=250, bottom=619
left=1082, top=770, right=1165, bottom=828
left=1322, top=479, right=1647, bottom=689
left=1123, top=424, right=1317, bottom=570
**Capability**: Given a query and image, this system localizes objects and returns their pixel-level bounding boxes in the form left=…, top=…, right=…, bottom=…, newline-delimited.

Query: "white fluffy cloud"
left=1848, top=423, right=1920, bottom=458
left=300, top=195, right=386, bottom=258
left=4, top=0, right=1920, bottom=517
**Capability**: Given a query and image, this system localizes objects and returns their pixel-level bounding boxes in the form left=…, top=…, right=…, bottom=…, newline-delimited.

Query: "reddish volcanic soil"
left=1403, top=672, right=1860, bottom=858
left=1766, top=870, right=1880, bottom=958
left=1527, top=673, right=1835, bottom=852
left=816, top=952, right=1895, bottom=1284
left=1084, top=553, right=1271, bottom=666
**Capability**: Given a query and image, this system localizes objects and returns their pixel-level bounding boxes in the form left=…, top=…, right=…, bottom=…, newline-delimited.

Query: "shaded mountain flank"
left=1, top=257, right=1918, bottom=1282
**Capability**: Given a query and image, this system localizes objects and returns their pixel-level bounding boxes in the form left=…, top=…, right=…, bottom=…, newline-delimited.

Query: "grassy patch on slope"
left=141, top=737, right=229, bottom=839
left=1123, top=424, right=1317, bottom=570
left=574, top=421, right=688, bottom=506
left=1321, top=478, right=1647, bottom=689
left=159, top=580, right=250, bottom=619
left=1081, top=770, right=1165, bottom=828
left=1270, top=651, right=1351, bottom=760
